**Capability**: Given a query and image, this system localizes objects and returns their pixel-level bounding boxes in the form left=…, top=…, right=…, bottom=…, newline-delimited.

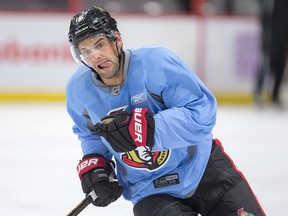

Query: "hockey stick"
left=66, top=190, right=97, bottom=216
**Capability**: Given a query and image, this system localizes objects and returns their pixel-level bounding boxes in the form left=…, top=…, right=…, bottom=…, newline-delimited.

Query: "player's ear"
left=114, top=32, right=121, bottom=40
left=114, top=32, right=123, bottom=47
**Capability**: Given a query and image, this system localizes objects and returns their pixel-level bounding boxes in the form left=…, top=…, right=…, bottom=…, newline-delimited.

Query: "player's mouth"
left=97, top=60, right=112, bottom=70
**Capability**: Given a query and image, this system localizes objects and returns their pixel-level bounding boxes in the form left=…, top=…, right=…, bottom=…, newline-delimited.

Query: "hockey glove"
left=94, top=108, right=155, bottom=153
left=77, top=154, right=123, bottom=207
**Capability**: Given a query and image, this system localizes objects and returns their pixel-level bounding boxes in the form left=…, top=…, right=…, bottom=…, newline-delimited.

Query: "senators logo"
left=121, top=146, right=170, bottom=171
left=237, top=208, right=254, bottom=216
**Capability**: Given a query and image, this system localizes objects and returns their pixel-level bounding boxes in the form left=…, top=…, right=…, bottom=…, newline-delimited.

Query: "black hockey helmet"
left=68, top=6, right=119, bottom=62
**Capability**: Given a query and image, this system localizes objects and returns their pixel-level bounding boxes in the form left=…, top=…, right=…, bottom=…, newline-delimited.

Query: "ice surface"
left=0, top=103, right=287, bottom=216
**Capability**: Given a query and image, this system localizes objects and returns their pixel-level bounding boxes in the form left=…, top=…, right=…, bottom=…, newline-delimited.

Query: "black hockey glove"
left=94, top=108, right=155, bottom=153
left=77, top=154, right=123, bottom=207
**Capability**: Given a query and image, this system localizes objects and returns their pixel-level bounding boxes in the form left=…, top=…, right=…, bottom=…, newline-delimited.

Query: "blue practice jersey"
left=66, top=46, right=217, bottom=205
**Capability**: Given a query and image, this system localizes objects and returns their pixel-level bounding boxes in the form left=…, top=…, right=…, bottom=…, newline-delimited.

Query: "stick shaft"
left=66, top=190, right=97, bottom=216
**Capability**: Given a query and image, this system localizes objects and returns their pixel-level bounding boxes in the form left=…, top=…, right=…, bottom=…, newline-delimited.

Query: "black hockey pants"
left=133, top=139, right=266, bottom=216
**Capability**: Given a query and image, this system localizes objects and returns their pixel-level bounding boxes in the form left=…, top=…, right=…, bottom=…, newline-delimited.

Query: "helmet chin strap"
left=81, top=60, right=97, bottom=74
left=115, top=40, right=123, bottom=71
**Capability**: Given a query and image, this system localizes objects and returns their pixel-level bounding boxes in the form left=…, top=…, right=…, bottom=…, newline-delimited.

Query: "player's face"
left=78, top=33, right=122, bottom=85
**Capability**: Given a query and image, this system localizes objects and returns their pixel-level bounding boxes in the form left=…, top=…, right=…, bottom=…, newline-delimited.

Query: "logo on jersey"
left=105, top=105, right=170, bottom=171
left=237, top=208, right=254, bottom=216
left=131, top=92, right=147, bottom=105
left=121, top=147, right=170, bottom=171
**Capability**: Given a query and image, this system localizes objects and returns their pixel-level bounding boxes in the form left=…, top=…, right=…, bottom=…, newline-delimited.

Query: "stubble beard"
left=96, top=60, right=120, bottom=80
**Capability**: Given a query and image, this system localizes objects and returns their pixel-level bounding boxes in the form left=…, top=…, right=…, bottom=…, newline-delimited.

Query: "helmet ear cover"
left=107, top=30, right=117, bottom=42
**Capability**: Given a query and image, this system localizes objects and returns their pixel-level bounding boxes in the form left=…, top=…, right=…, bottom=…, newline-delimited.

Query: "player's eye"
left=81, top=49, right=91, bottom=57
left=96, top=41, right=105, bottom=49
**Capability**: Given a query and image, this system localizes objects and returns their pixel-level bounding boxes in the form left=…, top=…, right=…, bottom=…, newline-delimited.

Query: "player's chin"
left=99, top=72, right=116, bottom=80
left=93, top=68, right=109, bottom=78
left=99, top=70, right=119, bottom=79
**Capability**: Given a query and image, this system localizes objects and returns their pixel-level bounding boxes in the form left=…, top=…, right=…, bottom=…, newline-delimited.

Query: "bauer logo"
left=131, top=92, right=147, bottom=105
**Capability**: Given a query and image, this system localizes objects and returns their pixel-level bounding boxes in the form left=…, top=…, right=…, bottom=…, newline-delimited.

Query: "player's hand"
left=77, top=154, right=123, bottom=207
left=94, top=108, right=155, bottom=152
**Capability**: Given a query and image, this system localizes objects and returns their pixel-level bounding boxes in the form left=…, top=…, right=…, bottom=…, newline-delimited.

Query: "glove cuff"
left=77, top=155, right=107, bottom=180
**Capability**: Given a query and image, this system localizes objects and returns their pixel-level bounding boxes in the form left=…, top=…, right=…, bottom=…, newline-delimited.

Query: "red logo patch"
left=121, top=147, right=170, bottom=171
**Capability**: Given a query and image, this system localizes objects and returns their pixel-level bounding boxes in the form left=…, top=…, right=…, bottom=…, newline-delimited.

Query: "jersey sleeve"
left=66, top=67, right=112, bottom=159
left=67, top=107, right=112, bottom=158
left=147, top=48, right=217, bottom=151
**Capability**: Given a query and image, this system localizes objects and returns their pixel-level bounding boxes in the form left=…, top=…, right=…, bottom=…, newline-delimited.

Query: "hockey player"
left=254, top=0, right=288, bottom=107
left=66, top=6, right=266, bottom=216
